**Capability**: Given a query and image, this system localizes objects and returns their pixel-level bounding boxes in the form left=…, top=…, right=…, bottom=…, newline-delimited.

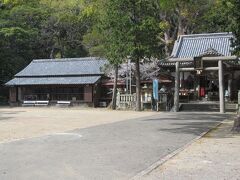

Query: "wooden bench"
left=22, top=101, right=36, bottom=106
left=35, top=101, right=49, bottom=106
left=56, top=101, right=71, bottom=107
left=22, top=100, right=49, bottom=106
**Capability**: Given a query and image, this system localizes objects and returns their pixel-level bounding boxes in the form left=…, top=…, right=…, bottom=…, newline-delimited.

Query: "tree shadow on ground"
left=0, top=110, right=25, bottom=121
left=0, top=117, right=13, bottom=121
left=142, top=113, right=234, bottom=137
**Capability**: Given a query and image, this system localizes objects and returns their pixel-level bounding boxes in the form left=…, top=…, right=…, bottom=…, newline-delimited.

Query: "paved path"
left=142, top=119, right=240, bottom=180
left=0, top=112, right=230, bottom=180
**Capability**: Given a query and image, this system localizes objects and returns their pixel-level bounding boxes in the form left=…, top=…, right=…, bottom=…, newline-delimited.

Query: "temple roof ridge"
left=199, top=46, right=224, bottom=57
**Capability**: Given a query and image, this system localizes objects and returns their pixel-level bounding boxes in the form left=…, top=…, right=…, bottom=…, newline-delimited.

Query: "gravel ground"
left=142, top=119, right=240, bottom=180
left=0, top=107, right=157, bottom=143
left=0, top=112, right=227, bottom=180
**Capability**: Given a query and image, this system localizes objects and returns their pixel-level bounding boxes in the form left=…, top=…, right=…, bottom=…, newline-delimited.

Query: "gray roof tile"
left=6, top=76, right=101, bottom=86
left=16, top=57, right=107, bottom=77
left=171, top=32, right=234, bottom=58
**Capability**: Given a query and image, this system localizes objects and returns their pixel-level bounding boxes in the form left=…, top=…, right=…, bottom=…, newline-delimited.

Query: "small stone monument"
left=238, top=90, right=240, bottom=113
left=232, top=90, right=240, bottom=132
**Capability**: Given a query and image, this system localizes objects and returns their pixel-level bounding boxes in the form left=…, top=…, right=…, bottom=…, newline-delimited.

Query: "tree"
left=195, top=0, right=231, bottom=33
left=228, top=0, right=240, bottom=55
left=0, top=0, right=48, bottom=85
left=40, top=0, right=90, bottom=58
left=158, top=0, right=215, bottom=56
left=228, top=0, right=240, bottom=132
left=98, top=0, right=163, bottom=111
left=0, top=0, right=92, bottom=85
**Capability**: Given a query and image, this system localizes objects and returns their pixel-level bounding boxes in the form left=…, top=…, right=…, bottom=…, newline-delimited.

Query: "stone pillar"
left=218, top=60, right=225, bottom=113
left=238, top=90, right=240, bottom=113
left=228, top=79, right=232, bottom=101
left=174, top=62, right=180, bottom=112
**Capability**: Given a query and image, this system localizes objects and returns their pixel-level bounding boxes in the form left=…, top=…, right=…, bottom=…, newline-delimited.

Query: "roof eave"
left=168, top=56, right=238, bottom=62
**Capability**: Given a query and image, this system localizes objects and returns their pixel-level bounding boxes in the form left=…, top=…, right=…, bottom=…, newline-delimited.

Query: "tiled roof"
left=6, top=76, right=101, bottom=86
left=158, top=61, right=193, bottom=68
left=6, top=57, right=107, bottom=86
left=171, top=32, right=234, bottom=58
left=16, top=57, right=107, bottom=77
left=199, top=47, right=224, bottom=57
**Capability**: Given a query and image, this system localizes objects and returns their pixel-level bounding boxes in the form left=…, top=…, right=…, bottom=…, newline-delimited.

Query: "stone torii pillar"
left=218, top=60, right=225, bottom=113
left=174, top=62, right=180, bottom=112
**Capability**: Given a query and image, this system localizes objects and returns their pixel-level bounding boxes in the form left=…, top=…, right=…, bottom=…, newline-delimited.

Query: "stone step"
left=180, top=103, right=237, bottom=112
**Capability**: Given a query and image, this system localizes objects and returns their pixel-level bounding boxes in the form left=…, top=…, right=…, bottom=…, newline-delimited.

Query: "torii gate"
left=169, top=55, right=238, bottom=113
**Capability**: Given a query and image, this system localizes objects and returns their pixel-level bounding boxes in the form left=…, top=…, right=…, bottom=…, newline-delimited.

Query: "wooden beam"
left=174, top=62, right=180, bottom=112
left=179, top=67, right=219, bottom=72
left=179, top=68, right=195, bottom=72
left=168, top=56, right=238, bottom=62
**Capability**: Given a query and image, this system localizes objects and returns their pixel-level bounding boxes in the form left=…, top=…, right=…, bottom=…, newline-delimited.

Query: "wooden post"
left=174, top=62, right=180, bottom=112
left=218, top=60, right=225, bottom=113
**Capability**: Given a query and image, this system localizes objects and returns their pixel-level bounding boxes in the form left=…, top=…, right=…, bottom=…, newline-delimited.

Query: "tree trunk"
left=135, top=59, right=141, bottom=111
left=112, top=64, right=118, bottom=110
left=50, top=47, right=55, bottom=59
left=177, top=15, right=187, bottom=36
left=178, top=18, right=185, bottom=36
left=164, top=32, right=171, bottom=57
left=232, top=115, right=240, bottom=133
left=174, top=62, right=180, bottom=112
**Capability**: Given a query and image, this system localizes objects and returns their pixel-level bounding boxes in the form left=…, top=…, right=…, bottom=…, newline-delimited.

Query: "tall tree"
left=0, top=0, right=48, bottom=84
left=0, top=0, right=92, bottom=86
left=229, top=0, right=240, bottom=132
left=158, top=0, right=214, bottom=56
left=229, top=0, right=240, bottom=55
left=40, top=0, right=90, bottom=58
left=98, top=0, right=163, bottom=111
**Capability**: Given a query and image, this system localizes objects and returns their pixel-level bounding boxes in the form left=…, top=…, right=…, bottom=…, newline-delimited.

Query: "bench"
left=22, top=101, right=36, bottom=106
left=22, top=100, right=49, bottom=106
left=35, top=101, right=49, bottom=106
left=56, top=101, right=71, bottom=107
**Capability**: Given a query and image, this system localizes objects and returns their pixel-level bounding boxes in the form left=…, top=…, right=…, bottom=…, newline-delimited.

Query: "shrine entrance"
left=164, top=32, right=240, bottom=113
left=198, top=72, right=219, bottom=101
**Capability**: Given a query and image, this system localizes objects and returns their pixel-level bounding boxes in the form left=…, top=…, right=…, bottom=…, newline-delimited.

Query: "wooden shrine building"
left=5, top=57, right=107, bottom=107
left=160, top=32, right=240, bottom=113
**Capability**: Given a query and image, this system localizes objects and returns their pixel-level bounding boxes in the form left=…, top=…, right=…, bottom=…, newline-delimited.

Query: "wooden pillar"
left=174, top=62, right=180, bottom=112
left=218, top=60, right=225, bottom=113
left=18, top=87, right=22, bottom=101
left=84, top=85, right=93, bottom=103
left=9, top=87, right=17, bottom=102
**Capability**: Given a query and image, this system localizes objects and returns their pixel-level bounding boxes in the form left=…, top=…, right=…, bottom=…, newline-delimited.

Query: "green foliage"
left=0, top=0, right=240, bottom=89
left=0, top=0, right=90, bottom=85
left=228, top=0, right=240, bottom=55
left=195, top=0, right=231, bottom=33
left=96, top=0, right=163, bottom=64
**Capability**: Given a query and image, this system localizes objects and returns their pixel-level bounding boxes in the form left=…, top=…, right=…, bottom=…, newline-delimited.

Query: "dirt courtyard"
left=0, top=107, right=157, bottom=143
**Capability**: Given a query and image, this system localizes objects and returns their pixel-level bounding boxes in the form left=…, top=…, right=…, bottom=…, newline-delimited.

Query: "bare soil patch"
left=0, top=107, right=157, bottom=143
